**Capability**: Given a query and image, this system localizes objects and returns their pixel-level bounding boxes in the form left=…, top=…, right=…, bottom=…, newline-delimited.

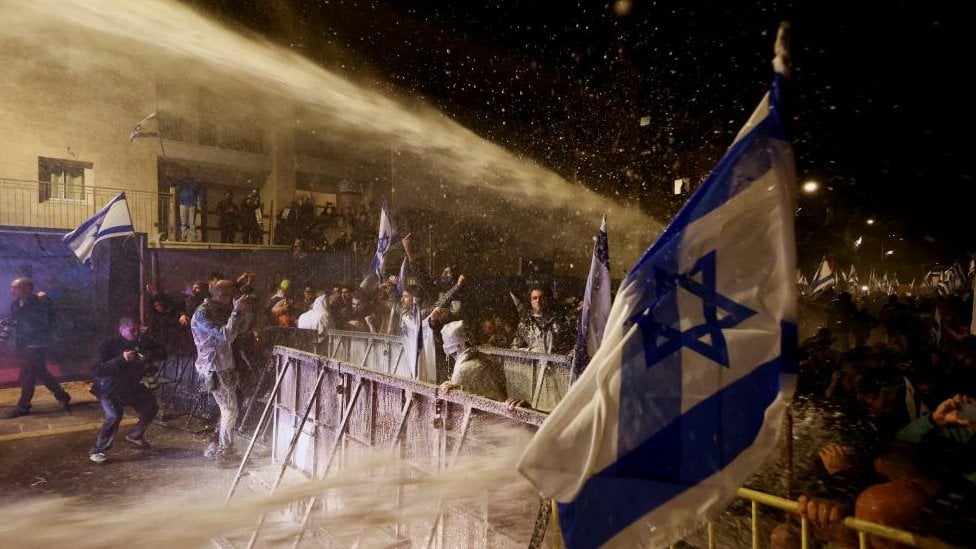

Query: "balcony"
left=0, top=178, right=166, bottom=238
left=0, top=178, right=282, bottom=247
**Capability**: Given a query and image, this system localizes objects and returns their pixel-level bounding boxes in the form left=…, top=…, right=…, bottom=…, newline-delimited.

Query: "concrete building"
left=0, top=21, right=385, bottom=247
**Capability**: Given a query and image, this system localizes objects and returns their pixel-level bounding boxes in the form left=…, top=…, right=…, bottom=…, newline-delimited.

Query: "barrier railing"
left=0, top=177, right=166, bottom=236
left=220, top=337, right=962, bottom=548
left=0, top=177, right=277, bottom=246
left=264, top=327, right=572, bottom=412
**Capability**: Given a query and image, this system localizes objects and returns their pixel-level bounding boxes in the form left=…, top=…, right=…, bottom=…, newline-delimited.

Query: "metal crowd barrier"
left=222, top=333, right=961, bottom=548
left=226, top=345, right=548, bottom=548
left=264, top=327, right=572, bottom=412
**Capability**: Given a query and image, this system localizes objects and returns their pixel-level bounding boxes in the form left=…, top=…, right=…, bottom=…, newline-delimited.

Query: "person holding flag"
left=518, top=22, right=798, bottom=548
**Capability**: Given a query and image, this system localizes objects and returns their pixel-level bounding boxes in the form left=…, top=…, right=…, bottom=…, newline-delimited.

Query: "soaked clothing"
left=511, top=311, right=573, bottom=354
left=450, top=347, right=507, bottom=402
left=191, top=300, right=251, bottom=374
left=297, top=295, right=331, bottom=334
left=190, top=299, right=252, bottom=453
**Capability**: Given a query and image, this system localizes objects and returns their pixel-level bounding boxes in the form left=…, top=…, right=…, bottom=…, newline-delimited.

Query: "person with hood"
left=439, top=320, right=525, bottom=410
left=297, top=293, right=331, bottom=336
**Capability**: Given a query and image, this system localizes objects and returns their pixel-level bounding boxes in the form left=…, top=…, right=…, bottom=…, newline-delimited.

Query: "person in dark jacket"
left=87, top=317, right=163, bottom=464
left=3, top=276, right=71, bottom=417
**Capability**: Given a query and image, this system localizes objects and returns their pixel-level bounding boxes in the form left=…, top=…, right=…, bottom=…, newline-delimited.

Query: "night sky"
left=193, top=0, right=974, bottom=275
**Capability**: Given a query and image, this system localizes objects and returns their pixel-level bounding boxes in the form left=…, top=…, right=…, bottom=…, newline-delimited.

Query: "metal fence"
left=227, top=345, right=548, bottom=548
left=219, top=337, right=961, bottom=549
left=0, top=177, right=166, bottom=236
left=266, top=327, right=572, bottom=412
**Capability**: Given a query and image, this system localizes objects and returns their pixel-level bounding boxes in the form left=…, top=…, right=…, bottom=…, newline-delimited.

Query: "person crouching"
left=88, top=317, right=162, bottom=464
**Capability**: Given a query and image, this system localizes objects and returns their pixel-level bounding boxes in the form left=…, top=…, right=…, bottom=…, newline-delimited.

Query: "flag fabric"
left=62, top=192, right=135, bottom=266
left=400, top=299, right=422, bottom=378
left=796, top=270, right=809, bottom=296
left=810, top=257, right=835, bottom=295
left=360, top=200, right=397, bottom=288
left=869, top=269, right=881, bottom=295
left=570, top=215, right=612, bottom=382
left=517, top=30, right=797, bottom=549
left=396, top=256, right=409, bottom=296
left=847, top=265, right=859, bottom=293
left=129, top=112, right=158, bottom=142
left=944, top=263, right=966, bottom=294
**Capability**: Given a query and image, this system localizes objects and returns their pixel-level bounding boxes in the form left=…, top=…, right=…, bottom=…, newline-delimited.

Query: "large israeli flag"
left=517, top=59, right=797, bottom=548
left=62, top=192, right=135, bottom=266
left=571, top=215, right=612, bottom=382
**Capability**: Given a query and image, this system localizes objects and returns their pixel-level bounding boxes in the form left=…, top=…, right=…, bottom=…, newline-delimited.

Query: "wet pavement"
left=0, top=381, right=247, bottom=505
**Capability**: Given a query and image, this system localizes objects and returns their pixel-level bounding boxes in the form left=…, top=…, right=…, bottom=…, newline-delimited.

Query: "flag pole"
left=428, top=223, right=434, bottom=280
left=139, top=233, right=146, bottom=326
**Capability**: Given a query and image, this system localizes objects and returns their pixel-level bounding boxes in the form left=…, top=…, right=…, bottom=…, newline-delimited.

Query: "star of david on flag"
left=518, top=23, right=798, bottom=549
left=633, top=251, right=757, bottom=369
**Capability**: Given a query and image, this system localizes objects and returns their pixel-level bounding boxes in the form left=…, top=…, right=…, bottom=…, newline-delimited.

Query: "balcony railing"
left=0, top=178, right=166, bottom=237
left=0, top=178, right=284, bottom=246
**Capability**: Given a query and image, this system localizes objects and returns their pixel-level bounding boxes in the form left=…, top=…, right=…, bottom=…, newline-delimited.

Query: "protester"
left=511, top=285, right=573, bottom=354
left=88, top=317, right=162, bottom=464
left=2, top=276, right=71, bottom=418
left=190, top=279, right=254, bottom=465
left=177, top=178, right=202, bottom=242
left=439, top=320, right=525, bottom=410
left=215, top=190, right=239, bottom=243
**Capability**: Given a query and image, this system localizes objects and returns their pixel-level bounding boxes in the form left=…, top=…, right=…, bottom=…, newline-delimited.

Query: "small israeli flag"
left=62, top=192, right=135, bottom=266
left=360, top=200, right=398, bottom=288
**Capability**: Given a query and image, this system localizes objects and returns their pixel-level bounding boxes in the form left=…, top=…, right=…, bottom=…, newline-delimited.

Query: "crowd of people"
left=5, top=253, right=975, bottom=544
left=768, top=285, right=976, bottom=547
left=171, top=179, right=379, bottom=254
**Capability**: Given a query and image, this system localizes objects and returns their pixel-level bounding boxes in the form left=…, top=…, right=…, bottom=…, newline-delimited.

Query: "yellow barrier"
left=734, top=487, right=962, bottom=549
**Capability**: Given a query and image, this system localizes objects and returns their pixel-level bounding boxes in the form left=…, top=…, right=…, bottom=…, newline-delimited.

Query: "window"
left=38, top=157, right=92, bottom=202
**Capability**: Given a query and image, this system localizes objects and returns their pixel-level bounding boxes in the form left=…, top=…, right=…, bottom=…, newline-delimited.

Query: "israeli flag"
left=810, top=257, right=835, bottom=295
left=361, top=200, right=398, bottom=288
left=62, top=192, right=135, bottom=266
left=396, top=256, right=409, bottom=296
left=571, top=215, right=612, bottom=382
left=517, top=70, right=797, bottom=547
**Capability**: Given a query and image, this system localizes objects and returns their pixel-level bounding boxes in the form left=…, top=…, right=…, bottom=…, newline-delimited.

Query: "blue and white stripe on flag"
left=62, top=192, right=135, bottom=266
left=517, top=55, right=797, bottom=548
left=810, top=257, right=835, bottom=295
left=360, top=200, right=398, bottom=288
left=571, top=214, right=612, bottom=382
